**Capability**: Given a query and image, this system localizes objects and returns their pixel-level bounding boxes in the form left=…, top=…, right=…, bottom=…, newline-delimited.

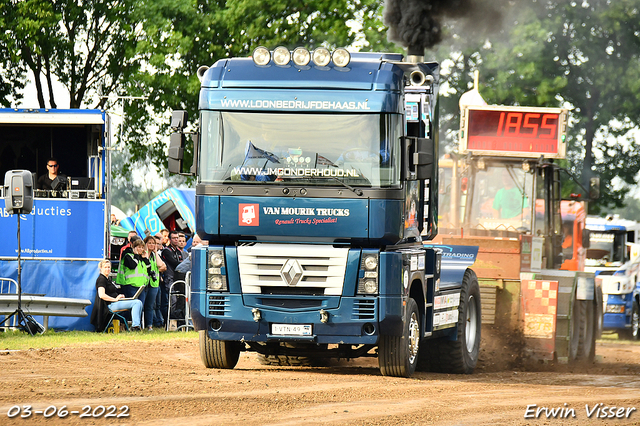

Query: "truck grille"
left=209, top=295, right=230, bottom=316
left=353, top=299, right=376, bottom=320
left=237, top=244, right=349, bottom=296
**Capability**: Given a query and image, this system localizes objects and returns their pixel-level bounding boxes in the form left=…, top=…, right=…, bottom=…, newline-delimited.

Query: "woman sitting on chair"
left=90, top=259, right=143, bottom=332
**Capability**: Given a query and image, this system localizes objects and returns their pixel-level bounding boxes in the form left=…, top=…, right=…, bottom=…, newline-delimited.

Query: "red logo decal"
left=239, top=204, right=259, bottom=226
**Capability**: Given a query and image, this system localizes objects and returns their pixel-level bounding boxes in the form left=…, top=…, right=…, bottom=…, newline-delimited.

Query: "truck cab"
left=169, top=47, right=481, bottom=377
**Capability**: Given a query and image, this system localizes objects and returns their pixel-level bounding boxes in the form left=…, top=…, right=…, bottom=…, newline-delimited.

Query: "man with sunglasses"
left=37, top=158, right=67, bottom=196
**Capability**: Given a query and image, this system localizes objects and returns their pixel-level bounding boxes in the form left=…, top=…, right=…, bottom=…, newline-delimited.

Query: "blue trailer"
left=168, top=47, right=480, bottom=377
left=0, top=109, right=112, bottom=330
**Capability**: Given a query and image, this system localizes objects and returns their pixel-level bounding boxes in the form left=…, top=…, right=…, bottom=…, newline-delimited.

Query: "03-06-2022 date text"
left=7, top=404, right=129, bottom=419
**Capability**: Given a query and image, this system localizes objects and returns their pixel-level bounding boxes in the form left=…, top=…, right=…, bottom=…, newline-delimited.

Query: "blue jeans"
left=144, top=286, right=159, bottom=329
left=109, top=299, right=143, bottom=328
left=153, top=284, right=164, bottom=326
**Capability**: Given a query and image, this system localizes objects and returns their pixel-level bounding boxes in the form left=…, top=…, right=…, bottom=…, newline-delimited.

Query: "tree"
left=120, top=0, right=370, bottom=172
left=0, top=0, right=144, bottom=109
left=421, top=0, right=640, bottom=212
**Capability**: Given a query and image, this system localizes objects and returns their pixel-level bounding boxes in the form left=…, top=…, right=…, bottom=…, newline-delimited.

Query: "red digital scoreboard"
left=460, top=106, right=568, bottom=158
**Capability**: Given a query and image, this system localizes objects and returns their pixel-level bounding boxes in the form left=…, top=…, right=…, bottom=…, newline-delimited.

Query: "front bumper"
left=191, top=293, right=403, bottom=344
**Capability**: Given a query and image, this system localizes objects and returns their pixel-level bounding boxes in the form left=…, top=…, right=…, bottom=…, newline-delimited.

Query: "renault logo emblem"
left=280, top=259, right=303, bottom=286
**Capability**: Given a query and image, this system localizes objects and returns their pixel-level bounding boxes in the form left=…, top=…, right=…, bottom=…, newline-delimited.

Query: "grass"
left=0, top=329, right=198, bottom=351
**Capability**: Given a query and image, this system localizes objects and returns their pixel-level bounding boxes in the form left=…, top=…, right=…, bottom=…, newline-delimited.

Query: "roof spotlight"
left=332, top=48, right=351, bottom=67
left=292, top=47, right=311, bottom=66
left=252, top=46, right=271, bottom=66
left=273, top=46, right=291, bottom=66
left=312, top=47, right=331, bottom=67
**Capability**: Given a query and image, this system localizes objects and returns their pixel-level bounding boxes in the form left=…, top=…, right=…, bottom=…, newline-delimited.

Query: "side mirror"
left=414, top=138, right=435, bottom=180
left=168, top=132, right=185, bottom=175
left=403, top=137, right=435, bottom=181
left=589, top=176, right=600, bottom=200
left=171, top=110, right=188, bottom=130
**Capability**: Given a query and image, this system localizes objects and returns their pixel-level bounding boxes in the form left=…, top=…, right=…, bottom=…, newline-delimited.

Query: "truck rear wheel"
left=378, top=297, right=420, bottom=377
left=417, top=269, right=481, bottom=374
left=199, top=330, right=241, bottom=369
left=577, top=300, right=595, bottom=361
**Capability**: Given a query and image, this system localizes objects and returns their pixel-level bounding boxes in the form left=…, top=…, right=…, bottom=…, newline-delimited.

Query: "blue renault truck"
left=168, top=47, right=480, bottom=377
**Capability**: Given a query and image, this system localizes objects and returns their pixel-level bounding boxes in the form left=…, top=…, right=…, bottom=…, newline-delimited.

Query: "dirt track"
left=1, top=333, right=639, bottom=425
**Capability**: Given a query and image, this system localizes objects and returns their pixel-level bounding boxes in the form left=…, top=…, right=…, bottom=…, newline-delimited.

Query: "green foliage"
left=429, top=0, right=640, bottom=213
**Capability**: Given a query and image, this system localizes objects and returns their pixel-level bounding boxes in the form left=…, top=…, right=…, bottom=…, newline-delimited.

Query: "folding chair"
left=104, top=306, right=130, bottom=333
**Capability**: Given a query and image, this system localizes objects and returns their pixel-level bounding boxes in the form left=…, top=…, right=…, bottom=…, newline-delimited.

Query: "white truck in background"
left=586, top=215, right=640, bottom=339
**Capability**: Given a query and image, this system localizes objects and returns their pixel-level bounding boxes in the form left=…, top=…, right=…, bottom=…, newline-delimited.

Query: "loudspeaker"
left=4, top=170, right=33, bottom=214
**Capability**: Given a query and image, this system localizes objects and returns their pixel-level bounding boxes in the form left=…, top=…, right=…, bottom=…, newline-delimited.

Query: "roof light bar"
left=252, top=47, right=351, bottom=67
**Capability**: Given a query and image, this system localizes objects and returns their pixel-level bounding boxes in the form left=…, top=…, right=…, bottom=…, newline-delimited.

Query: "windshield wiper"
left=332, top=177, right=363, bottom=196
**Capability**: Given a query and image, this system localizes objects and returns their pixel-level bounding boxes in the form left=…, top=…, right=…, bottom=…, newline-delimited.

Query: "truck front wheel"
left=199, top=330, right=241, bottom=369
left=417, top=269, right=481, bottom=374
left=378, top=297, right=420, bottom=377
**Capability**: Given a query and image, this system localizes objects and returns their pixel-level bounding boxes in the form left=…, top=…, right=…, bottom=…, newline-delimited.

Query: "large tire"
left=378, top=298, right=420, bottom=377
left=569, top=291, right=582, bottom=362
left=577, top=300, right=595, bottom=361
left=199, top=330, right=241, bottom=369
left=621, top=301, right=639, bottom=341
left=418, top=269, right=482, bottom=374
left=416, top=269, right=481, bottom=374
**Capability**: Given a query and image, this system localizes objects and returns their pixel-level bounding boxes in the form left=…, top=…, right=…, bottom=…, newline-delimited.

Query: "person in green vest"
left=143, top=235, right=165, bottom=330
left=119, top=239, right=150, bottom=313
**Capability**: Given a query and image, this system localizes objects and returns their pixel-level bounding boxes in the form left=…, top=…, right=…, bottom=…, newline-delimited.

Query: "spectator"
left=37, top=157, right=67, bottom=196
left=90, top=259, right=143, bottom=332
left=119, top=231, right=139, bottom=260
left=160, top=228, right=170, bottom=247
left=143, top=236, right=164, bottom=330
left=110, top=213, right=119, bottom=225
left=178, top=232, right=189, bottom=258
left=160, top=230, right=184, bottom=322
left=175, top=234, right=206, bottom=275
left=119, top=239, right=150, bottom=309
left=153, top=235, right=167, bottom=327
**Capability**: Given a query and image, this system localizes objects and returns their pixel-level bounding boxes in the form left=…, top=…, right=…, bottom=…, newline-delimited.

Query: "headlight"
left=273, top=46, right=291, bottom=66
left=363, top=280, right=378, bottom=294
left=605, top=304, right=625, bottom=314
left=292, top=47, right=311, bottom=66
left=208, top=276, right=227, bottom=291
left=312, top=47, right=331, bottom=67
left=364, top=256, right=378, bottom=271
left=210, top=252, right=224, bottom=267
left=332, top=48, right=350, bottom=67
left=252, top=46, right=271, bottom=66
left=358, top=252, right=379, bottom=295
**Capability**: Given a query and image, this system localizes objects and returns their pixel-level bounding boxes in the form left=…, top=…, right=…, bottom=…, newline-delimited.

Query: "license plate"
left=271, top=324, right=312, bottom=336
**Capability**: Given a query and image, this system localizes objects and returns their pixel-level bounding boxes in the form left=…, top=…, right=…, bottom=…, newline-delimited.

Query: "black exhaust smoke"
left=384, top=0, right=506, bottom=53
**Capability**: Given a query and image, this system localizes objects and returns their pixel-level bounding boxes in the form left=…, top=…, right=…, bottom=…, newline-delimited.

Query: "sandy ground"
left=0, top=331, right=639, bottom=426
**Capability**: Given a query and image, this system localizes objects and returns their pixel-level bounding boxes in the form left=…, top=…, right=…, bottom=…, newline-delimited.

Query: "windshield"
left=199, top=111, right=401, bottom=187
left=587, top=231, right=626, bottom=266
left=466, top=164, right=534, bottom=233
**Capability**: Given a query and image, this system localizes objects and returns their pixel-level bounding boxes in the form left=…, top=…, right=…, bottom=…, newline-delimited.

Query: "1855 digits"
left=7, top=405, right=129, bottom=419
